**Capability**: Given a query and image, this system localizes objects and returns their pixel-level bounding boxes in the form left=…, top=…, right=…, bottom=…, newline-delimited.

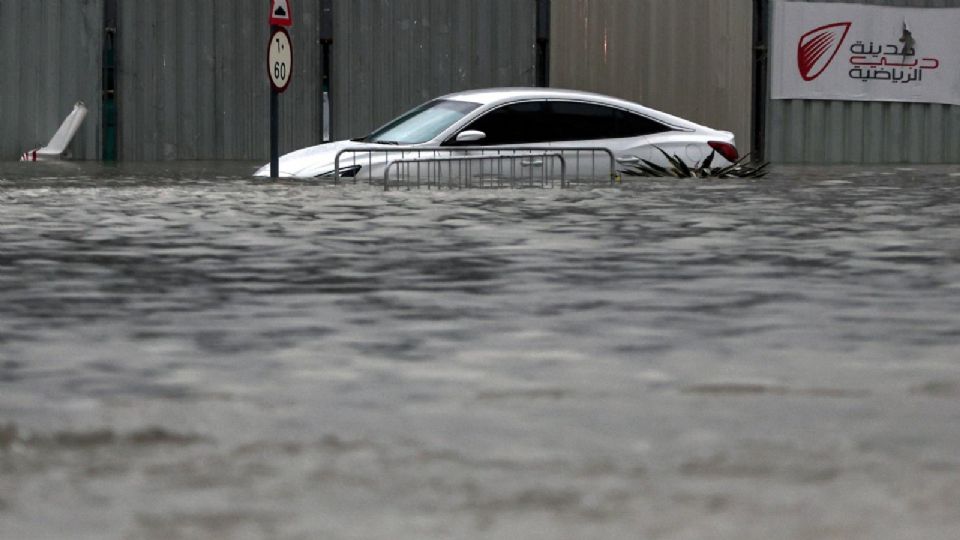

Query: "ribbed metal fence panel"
left=0, top=0, right=102, bottom=160
left=116, top=0, right=324, bottom=161
left=549, top=0, right=755, bottom=156
left=330, top=0, right=538, bottom=140
left=767, top=0, right=960, bottom=164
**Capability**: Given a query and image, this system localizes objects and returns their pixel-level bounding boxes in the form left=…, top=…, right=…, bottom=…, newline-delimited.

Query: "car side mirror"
left=455, top=130, right=486, bottom=143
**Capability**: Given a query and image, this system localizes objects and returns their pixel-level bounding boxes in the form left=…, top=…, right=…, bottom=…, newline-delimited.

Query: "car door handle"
left=616, top=156, right=640, bottom=164
left=520, top=159, right=544, bottom=167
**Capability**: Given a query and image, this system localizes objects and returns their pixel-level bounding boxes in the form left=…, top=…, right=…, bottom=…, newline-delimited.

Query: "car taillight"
left=708, top=141, right=739, bottom=163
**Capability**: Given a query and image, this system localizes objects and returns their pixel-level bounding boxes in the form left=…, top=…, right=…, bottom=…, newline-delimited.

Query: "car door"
left=441, top=101, right=561, bottom=186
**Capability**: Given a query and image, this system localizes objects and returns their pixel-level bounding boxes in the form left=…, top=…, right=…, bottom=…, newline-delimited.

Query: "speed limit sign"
left=268, top=27, right=293, bottom=93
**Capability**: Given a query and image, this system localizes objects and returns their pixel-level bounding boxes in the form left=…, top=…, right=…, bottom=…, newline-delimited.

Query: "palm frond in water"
left=621, top=147, right=769, bottom=179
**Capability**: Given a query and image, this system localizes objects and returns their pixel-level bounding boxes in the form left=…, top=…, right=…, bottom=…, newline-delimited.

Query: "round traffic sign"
left=268, top=27, right=293, bottom=92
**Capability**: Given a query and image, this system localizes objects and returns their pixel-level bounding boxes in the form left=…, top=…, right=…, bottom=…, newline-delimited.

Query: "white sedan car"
left=254, top=87, right=738, bottom=179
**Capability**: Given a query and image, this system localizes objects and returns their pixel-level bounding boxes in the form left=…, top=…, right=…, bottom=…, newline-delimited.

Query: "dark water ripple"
left=2, top=162, right=960, bottom=539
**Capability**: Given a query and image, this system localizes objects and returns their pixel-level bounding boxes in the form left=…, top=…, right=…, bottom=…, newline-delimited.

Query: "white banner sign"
left=771, top=1, right=960, bottom=106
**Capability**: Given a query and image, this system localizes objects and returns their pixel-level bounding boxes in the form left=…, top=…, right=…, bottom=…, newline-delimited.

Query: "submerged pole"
left=102, top=0, right=119, bottom=161
left=271, top=68, right=279, bottom=178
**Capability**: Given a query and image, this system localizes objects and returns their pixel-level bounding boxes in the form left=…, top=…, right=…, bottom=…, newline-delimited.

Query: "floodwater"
left=2, top=161, right=960, bottom=540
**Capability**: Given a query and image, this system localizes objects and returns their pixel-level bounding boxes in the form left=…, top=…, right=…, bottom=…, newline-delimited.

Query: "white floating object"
left=20, top=101, right=88, bottom=162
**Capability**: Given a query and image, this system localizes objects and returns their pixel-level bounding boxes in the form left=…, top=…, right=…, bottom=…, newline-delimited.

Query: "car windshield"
left=363, top=99, right=481, bottom=145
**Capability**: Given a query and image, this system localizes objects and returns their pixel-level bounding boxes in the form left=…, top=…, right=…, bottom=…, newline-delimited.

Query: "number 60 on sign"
left=268, top=27, right=293, bottom=93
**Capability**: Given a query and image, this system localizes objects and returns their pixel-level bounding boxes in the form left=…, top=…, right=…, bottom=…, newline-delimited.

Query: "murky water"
left=2, top=161, right=960, bottom=539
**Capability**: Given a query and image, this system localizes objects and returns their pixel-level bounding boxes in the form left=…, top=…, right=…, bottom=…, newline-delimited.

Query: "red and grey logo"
left=798, top=22, right=852, bottom=81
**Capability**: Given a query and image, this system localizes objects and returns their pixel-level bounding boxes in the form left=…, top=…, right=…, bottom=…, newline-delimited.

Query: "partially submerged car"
left=254, top=88, right=738, bottom=179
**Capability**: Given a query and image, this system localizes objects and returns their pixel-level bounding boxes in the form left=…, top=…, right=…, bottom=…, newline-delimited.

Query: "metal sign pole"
left=271, top=28, right=280, bottom=179
left=268, top=1, right=294, bottom=178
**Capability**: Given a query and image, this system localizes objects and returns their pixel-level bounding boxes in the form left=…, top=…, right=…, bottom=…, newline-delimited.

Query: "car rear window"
left=547, top=101, right=671, bottom=141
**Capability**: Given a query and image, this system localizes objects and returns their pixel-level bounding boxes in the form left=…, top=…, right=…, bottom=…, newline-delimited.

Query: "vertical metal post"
left=752, top=0, right=769, bottom=162
left=270, top=25, right=280, bottom=178
left=320, top=0, right=334, bottom=142
left=535, top=0, right=550, bottom=87
left=102, top=0, right=119, bottom=161
left=322, top=45, right=331, bottom=142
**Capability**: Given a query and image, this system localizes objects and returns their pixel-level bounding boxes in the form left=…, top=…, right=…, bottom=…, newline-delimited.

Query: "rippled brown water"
left=2, top=162, right=960, bottom=539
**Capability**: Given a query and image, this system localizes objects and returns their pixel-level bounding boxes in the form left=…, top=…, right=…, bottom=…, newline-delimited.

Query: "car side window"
left=546, top=101, right=671, bottom=141
left=613, top=108, right=672, bottom=137
left=545, top=101, right=615, bottom=141
left=448, top=101, right=550, bottom=145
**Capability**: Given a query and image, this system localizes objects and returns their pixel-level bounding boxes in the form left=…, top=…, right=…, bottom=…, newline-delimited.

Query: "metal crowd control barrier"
left=383, top=153, right=566, bottom=191
left=333, top=146, right=617, bottom=190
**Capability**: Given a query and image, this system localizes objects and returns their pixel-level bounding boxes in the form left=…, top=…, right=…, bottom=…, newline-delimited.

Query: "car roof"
left=440, top=87, right=630, bottom=107
left=438, top=87, right=707, bottom=131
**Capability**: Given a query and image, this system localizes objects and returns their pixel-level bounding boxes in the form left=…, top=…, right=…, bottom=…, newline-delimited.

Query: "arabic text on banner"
left=771, top=0, right=960, bottom=106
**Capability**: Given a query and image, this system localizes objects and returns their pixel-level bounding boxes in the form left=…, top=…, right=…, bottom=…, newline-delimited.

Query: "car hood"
left=253, top=140, right=392, bottom=178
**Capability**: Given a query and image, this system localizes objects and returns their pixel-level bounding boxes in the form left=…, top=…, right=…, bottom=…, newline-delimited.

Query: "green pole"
left=102, top=0, right=118, bottom=161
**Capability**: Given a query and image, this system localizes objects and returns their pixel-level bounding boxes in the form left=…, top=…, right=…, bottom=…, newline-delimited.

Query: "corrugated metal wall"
left=116, top=0, right=325, bottom=161
left=331, top=0, right=538, bottom=139
left=1, top=0, right=537, bottom=161
left=0, top=0, right=102, bottom=160
left=767, top=0, right=960, bottom=163
left=549, top=0, right=755, bottom=155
